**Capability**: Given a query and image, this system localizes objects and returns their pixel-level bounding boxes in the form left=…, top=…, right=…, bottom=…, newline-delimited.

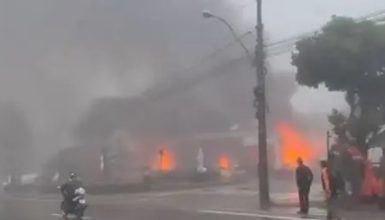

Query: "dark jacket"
left=60, top=179, right=83, bottom=200
left=296, top=165, right=313, bottom=189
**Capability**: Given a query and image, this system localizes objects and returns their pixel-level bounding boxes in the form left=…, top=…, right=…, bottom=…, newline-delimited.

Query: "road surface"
left=0, top=196, right=323, bottom=220
left=0, top=181, right=327, bottom=220
left=2, top=181, right=380, bottom=220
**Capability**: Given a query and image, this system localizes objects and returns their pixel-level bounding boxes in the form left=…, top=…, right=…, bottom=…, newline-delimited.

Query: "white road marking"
left=198, top=209, right=321, bottom=220
left=21, top=197, right=59, bottom=202
left=4, top=194, right=60, bottom=202
left=144, top=189, right=203, bottom=197
left=140, top=187, right=319, bottom=200
left=51, top=213, right=91, bottom=219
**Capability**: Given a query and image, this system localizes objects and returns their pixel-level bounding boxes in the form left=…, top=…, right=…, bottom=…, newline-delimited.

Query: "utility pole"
left=326, top=130, right=331, bottom=162
left=255, top=0, right=270, bottom=209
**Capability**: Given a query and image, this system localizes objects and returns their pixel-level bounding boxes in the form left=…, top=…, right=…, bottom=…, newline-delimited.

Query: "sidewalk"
left=271, top=192, right=385, bottom=220
left=220, top=180, right=384, bottom=220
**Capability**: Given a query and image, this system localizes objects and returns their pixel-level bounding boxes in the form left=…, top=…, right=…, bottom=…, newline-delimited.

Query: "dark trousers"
left=298, top=187, right=310, bottom=213
left=326, top=195, right=340, bottom=220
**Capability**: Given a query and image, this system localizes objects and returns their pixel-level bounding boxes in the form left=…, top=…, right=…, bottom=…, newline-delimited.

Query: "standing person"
left=296, top=157, right=313, bottom=214
left=320, top=160, right=340, bottom=220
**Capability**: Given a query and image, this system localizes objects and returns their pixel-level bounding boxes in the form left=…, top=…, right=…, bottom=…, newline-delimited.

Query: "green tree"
left=292, top=16, right=385, bottom=153
left=328, top=108, right=347, bottom=140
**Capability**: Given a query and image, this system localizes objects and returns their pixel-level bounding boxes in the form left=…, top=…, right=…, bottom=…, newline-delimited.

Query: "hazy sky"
left=240, top=0, right=385, bottom=39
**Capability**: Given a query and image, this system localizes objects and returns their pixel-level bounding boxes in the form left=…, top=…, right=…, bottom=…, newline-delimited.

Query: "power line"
left=242, top=8, right=385, bottom=50
left=356, top=9, right=385, bottom=21
left=144, top=8, right=385, bottom=100
left=142, top=31, right=253, bottom=98
left=263, top=9, right=385, bottom=57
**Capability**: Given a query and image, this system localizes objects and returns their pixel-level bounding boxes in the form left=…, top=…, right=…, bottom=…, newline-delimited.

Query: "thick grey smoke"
left=0, top=0, right=247, bottom=167
left=0, top=0, right=324, bottom=176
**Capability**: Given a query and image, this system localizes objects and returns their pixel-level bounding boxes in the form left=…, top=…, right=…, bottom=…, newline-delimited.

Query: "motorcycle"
left=60, top=187, right=87, bottom=220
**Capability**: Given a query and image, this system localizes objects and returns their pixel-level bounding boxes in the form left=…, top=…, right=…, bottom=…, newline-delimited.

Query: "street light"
left=202, top=3, right=270, bottom=209
left=327, top=130, right=332, bottom=161
left=202, top=10, right=253, bottom=62
left=202, top=10, right=214, bottom=18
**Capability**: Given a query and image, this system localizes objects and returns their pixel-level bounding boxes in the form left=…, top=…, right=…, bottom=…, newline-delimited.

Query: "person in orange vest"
left=321, top=160, right=341, bottom=220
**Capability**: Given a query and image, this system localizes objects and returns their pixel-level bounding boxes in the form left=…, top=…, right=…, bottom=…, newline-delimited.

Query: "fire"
left=152, top=147, right=175, bottom=172
left=218, top=155, right=231, bottom=171
left=276, top=122, right=317, bottom=169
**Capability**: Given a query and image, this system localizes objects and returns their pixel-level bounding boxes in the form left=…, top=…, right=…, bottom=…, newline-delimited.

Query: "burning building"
left=41, top=132, right=251, bottom=186
left=276, top=122, right=321, bottom=169
left=42, top=41, right=317, bottom=185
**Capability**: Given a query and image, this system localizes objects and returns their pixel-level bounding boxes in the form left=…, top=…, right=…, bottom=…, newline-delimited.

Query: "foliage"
left=293, top=16, right=385, bottom=152
left=328, top=109, right=347, bottom=139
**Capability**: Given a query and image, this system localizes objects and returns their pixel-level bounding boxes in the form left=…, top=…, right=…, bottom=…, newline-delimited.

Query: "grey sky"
left=241, top=0, right=385, bottom=39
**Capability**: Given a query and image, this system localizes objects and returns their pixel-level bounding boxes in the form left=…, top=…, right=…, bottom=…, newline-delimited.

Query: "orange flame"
left=218, top=155, right=231, bottom=171
left=276, top=122, right=317, bottom=169
left=152, top=147, right=175, bottom=172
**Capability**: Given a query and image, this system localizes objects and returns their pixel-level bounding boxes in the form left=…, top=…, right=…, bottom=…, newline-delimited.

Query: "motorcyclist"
left=60, top=173, right=83, bottom=213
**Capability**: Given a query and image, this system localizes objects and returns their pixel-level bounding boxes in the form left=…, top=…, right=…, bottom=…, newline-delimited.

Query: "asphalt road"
left=0, top=182, right=326, bottom=220
left=0, top=198, right=322, bottom=220
left=2, top=178, right=381, bottom=220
